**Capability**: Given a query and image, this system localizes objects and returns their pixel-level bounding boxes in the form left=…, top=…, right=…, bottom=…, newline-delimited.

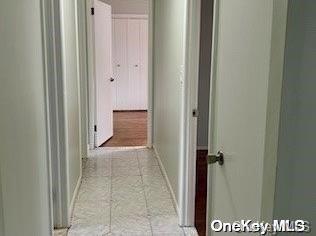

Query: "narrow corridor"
left=65, top=148, right=194, bottom=236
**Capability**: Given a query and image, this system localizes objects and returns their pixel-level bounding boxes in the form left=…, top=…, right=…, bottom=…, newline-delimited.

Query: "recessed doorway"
left=87, top=1, right=151, bottom=149
left=101, top=111, right=147, bottom=147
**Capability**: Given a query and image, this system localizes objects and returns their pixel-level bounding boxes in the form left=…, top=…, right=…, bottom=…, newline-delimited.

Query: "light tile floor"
left=67, top=148, right=197, bottom=236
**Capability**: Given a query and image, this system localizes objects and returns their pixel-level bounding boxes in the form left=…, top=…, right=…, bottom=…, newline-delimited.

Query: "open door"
left=206, top=0, right=288, bottom=235
left=93, top=0, right=113, bottom=147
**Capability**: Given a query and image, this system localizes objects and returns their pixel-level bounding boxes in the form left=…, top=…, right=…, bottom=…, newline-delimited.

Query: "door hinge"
left=91, top=7, right=95, bottom=15
left=192, top=109, right=199, bottom=117
left=94, top=125, right=97, bottom=132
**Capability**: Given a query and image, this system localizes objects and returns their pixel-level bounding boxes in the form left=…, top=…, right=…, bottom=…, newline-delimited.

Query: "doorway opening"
left=88, top=1, right=151, bottom=149
left=101, top=111, right=147, bottom=147
left=103, top=13, right=149, bottom=147
left=194, top=0, right=214, bottom=235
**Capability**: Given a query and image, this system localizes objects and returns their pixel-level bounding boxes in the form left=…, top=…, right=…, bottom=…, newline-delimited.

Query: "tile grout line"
left=109, top=153, right=113, bottom=234
left=137, top=149, right=154, bottom=236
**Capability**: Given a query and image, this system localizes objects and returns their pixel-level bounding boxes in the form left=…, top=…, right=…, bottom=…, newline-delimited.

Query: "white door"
left=112, top=17, right=148, bottom=111
left=111, top=20, right=117, bottom=110
left=113, top=18, right=129, bottom=110
left=206, top=0, right=288, bottom=235
left=127, top=19, right=141, bottom=110
left=94, top=0, right=113, bottom=146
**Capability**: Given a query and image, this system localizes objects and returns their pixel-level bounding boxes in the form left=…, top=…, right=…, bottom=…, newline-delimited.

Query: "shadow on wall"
left=274, top=0, right=316, bottom=226
left=197, top=0, right=213, bottom=149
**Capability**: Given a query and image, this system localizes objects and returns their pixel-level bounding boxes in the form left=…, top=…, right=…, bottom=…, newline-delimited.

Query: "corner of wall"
left=152, top=145, right=180, bottom=215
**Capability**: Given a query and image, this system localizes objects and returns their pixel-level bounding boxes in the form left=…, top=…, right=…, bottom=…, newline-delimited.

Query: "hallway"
left=67, top=148, right=190, bottom=235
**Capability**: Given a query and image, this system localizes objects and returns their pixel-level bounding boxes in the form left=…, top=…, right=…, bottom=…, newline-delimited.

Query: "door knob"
left=207, top=151, right=224, bottom=166
left=134, top=64, right=138, bottom=67
left=110, top=77, right=115, bottom=82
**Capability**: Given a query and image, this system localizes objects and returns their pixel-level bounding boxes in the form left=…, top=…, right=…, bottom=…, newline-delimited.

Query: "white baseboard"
left=153, top=145, right=179, bottom=215
left=68, top=174, right=82, bottom=221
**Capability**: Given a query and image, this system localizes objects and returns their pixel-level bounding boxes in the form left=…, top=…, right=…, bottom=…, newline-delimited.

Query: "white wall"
left=0, top=0, right=52, bottom=235
left=197, top=0, right=213, bottom=149
left=101, top=0, right=148, bottom=14
left=60, top=0, right=82, bottom=206
left=274, top=0, right=316, bottom=226
left=153, top=0, right=186, bottom=203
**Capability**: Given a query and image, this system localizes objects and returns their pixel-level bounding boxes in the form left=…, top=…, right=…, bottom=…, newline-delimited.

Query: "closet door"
left=127, top=19, right=141, bottom=110
left=111, top=20, right=117, bottom=110
left=139, top=19, right=148, bottom=110
left=113, top=18, right=129, bottom=110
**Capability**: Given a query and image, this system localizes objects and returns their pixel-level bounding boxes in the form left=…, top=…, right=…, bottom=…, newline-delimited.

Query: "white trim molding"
left=147, top=0, right=154, bottom=148
left=41, top=0, right=70, bottom=228
left=86, top=0, right=97, bottom=150
left=40, top=0, right=55, bottom=232
left=42, top=0, right=89, bottom=229
left=179, top=0, right=201, bottom=227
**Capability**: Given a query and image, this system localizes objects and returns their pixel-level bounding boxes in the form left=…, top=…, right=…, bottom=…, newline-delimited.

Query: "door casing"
left=41, top=0, right=69, bottom=228
left=86, top=0, right=154, bottom=149
left=41, top=0, right=88, bottom=228
left=179, top=0, right=201, bottom=226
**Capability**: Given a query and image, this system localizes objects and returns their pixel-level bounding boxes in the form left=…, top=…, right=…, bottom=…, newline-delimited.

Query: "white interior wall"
left=0, top=0, right=52, bottom=235
left=101, top=0, right=148, bottom=14
left=274, top=0, right=316, bottom=226
left=153, top=0, right=186, bottom=205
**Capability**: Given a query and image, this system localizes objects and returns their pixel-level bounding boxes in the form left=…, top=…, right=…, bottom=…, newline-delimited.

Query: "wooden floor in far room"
left=101, top=111, right=147, bottom=147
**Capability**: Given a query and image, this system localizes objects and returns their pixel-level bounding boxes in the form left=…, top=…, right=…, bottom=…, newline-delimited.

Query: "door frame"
left=41, top=0, right=69, bottom=228
left=205, top=0, right=289, bottom=235
left=205, top=0, right=219, bottom=233
left=86, top=0, right=154, bottom=149
left=41, top=0, right=88, bottom=229
left=179, top=0, right=201, bottom=226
